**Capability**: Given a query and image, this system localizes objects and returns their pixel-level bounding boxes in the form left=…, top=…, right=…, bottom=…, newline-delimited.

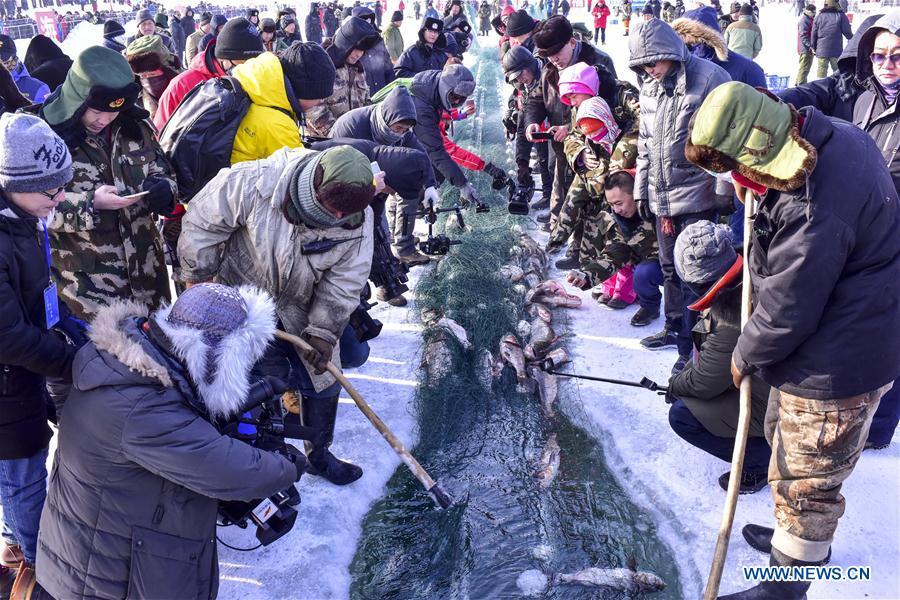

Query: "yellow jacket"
left=230, top=53, right=303, bottom=164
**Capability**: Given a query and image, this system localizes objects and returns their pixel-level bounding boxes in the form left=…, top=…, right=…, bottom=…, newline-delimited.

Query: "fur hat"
left=136, top=8, right=154, bottom=26
left=685, top=82, right=817, bottom=192
left=199, top=12, right=212, bottom=26
left=391, top=10, right=403, bottom=22
left=739, top=3, right=753, bottom=16
left=533, top=15, right=574, bottom=57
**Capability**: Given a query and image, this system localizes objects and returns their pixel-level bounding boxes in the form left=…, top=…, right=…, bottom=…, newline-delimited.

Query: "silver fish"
left=516, top=319, right=532, bottom=339
left=421, top=334, right=452, bottom=386
left=528, top=303, right=552, bottom=323
left=528, top=318, right=555, bottom=355
left=499, top=333, right=527, bottom=382
left=553, top=567, right=667, bottom=594
left=512, top=283, right=528, bottom=296
left=530, top=366, right=558, bottom=418
left=437, top=317, right=472, bottom=350
left=476, top=349, right=494, bottom=390
left=535, top=433, right=561, bottom=488
left=540, top=294, right=582, bottom=309
left=543, top=348, right=571, bottom=369
left=500, top=264, right=524, bottom=282
left=524, top=272, right=541, bottom=289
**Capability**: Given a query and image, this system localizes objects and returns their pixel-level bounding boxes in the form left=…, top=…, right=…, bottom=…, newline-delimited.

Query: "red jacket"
left=439, top=110, right=485, bottom=171
left=592, top=2, right=610, bottom=29
left=153, top=43, right=227, bottom=131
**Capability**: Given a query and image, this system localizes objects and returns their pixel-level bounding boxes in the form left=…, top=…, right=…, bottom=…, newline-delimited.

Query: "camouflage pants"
left=765, top=384, right=891, bottom=561
left=385, top=194, right=419, bottom=256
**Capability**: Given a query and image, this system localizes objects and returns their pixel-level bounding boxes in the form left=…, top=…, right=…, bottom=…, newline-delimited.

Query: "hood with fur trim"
left=85, top=287, right=276, bottom=421
left=673, top=8, right=728, bottom=61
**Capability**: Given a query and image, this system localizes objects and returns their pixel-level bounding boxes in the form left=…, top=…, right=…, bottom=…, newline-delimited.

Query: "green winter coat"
left=725, top=16, right=762, bottom=59
left=383, top=23, right=405, bottom=63
left=669, top=293, right=770, bottom=438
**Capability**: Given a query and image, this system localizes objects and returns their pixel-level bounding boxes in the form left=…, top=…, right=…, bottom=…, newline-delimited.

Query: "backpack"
left=158, top=76, right=251, bottom=200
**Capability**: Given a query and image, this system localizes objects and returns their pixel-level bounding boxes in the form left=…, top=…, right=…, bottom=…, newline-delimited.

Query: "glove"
left=300, top=333, right=334, bottom=375
left=423, top=186, right=440, bottom=209
left=141, top=176, right=176, bottom=216
left=502, top=114, right=518, bottom=139
left=53, top=315, right=89, bottom=348
left=459, top=183, right=479, bottom=207
left=715, top=193, right=737, bottom=216
left=283, top=443, right=308, bottom=481
left=636, top=198, right=654, bottom=222
left=483, top=162, right=509, bottom=190
left=516, top=164, right=533, bottom=187
left=581, top=149, right=602, bottom=171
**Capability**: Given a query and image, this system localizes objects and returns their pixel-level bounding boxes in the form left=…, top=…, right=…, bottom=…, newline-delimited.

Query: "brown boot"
left=1, top=545, right=23, bottom=568
left=397, top=250, right=431, bottom=267
left=374, top=286, right=408, bottom=307
left=10, top=562, right=35, bottom=600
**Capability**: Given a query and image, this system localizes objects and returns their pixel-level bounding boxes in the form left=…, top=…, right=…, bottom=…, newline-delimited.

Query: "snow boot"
left=671, top=353, right=691, bottom=375
left=1, top=545, right=22, bottom=568
left=535, top=209, right=551, bottom=223
left=718, top=471, right=768, bottom=494
left=630, top=306, right=659, bottom=327
left=9, top=562, right=35, bottom=600
left=641, top=328, right=677, bottom=350
left=605, top=297, right=629, bottom=310
left=530, top=195, right=550, bottom=210
left=717, top=548, right=816, bottom=599
left=741, top=524, right=832, bottom=563
left=555, top=255, right=580, bottom=270
left=375, top=286, right=408, bottom=307
left=398, top=250, right=431, bottom=267
left=302, top=395, right=363, bottom=485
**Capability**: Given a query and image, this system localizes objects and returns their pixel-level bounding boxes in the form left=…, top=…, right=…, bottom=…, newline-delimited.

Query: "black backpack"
left=158, top=76, right=251, bottom=200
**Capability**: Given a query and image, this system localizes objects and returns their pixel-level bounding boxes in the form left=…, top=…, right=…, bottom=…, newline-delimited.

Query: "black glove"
left=483, top=162, right=509, bottom=190
left=516, top=164, right=534, bottom=187
left=141, top=176, right=176, bottom=216
left=715, top=193, right=736, bottom=216
left=637, top=198, right=654, bottom=222
left=53, top=315, right=89, bottom=348
left=502, top=114, right=518, bottom=139
left=283, top=443, right=308, bottom=481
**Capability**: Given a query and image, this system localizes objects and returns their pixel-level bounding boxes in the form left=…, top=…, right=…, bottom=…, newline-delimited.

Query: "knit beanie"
left=674, top=220, right=737, bottom=284
left=103, top=19, right=126, bottom=40
left=533, top=15, right=573, bottom=57
left=506, top=9, right=536, bottom=37
left=643, top=4, right=654, bottom=14
left=199, top=12, right=212, bottom=26
left=739, top=3, right=752, bottom=16
left=215, top=17, right=264, bottom=60
left=0, top=35, right=16, bottom=61
left=0, top=113, right=72, bottom=193
left=391, top=10, right=403, bottom=22
left=42, top=45, right=141, bottom=126
left=558, top=62, right=599, bottom=103
left=136, top=9, right=153, bottom=26
left=280, top=14, right=296, bottom=29
left=155, top=13, right=168, bottom=29
left=289, top=147, right=374, bottom=228
left=280, top=42, right=336, bottom=100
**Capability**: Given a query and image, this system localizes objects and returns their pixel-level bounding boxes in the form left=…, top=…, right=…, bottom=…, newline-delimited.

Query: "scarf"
left=287, top=153, right=359, bottom=229
left=370, top=103, right=403, bottom=145
left=575, top=96, right=621, bottom=156
left=878, top=77, right=900, bottom=106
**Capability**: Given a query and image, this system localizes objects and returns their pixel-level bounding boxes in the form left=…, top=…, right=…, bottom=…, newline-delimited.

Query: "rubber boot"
left=742, top=524, right=831, bottom=563
left=302, top=395, right=363, bottom=485
left=718, top=548, right=817, bottom=599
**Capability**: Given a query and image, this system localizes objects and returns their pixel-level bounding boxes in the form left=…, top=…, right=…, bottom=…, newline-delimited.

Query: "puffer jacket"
left=629, top=18, right=730, bottom=217
left=669, top=285, right=770, bottom=437
left=724, top=15, right=762, bottom=59
left=0, top=191, right=77, bottom=460
left=409, top=69, right=469, bottom=186
left=154, top=41, right=226, bottom=131
left=36, top=302, right=297, bottom=600
left=810, top=6, right=852, bottom=58
left=778, top=13, right=881, bottom=122
left=10, top=61, right=50, bottom=104
left=394, top=21, right=448, bottom=77
left=673, top=7, right=766, bottom=87
left=733, top=107, right=900, bottom=399
left=797, top=6, right=815, bottom=54
left=331, top=86, right=436, bottom=187
left=306, top=12, right=324, bottom=44
left=230, top=53, right=303, bottom=164
left=524, top=41, right=618, bottom=129
left=360, top=40, right=397, bottom=96
left=852, top=11, right=900, bottom=191
left=178, top=147, right=374, bottom=387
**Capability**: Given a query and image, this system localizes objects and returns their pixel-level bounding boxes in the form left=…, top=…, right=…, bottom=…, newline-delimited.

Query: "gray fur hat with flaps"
left=152, top=284, right=276, bottom=420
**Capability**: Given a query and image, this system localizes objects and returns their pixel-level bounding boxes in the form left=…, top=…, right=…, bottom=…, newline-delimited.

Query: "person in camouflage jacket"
left=38, top=46, right=176, bottom=320
left=306, top=17, right=381, bottom=137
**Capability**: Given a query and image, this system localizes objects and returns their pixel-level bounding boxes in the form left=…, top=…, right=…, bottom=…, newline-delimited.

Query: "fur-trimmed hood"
left=82, top=286, right=276, bottom=420
left=673, top=8, right=728, bottom=61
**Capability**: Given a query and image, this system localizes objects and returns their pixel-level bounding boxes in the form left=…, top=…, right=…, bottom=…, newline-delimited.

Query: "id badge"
left=44, top=283, right=60, bottom=328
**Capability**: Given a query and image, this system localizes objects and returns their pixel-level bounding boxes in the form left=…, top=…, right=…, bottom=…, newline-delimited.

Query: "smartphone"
left=531, top=131, right=553, bottom=141
left=370, top=161, right=381, bottom=174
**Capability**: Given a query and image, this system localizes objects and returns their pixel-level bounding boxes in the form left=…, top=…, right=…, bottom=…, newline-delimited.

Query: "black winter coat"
left=409, top=69, right=467, bottom=186
left=306, top=13, right=323, bottom=44
left=0, top=191, right=77, bottom=459
left=733, top=107, right=900, bottom=399
left=810, top=7, right=852, bottom=59
left=23, top=35, right=72, bottom=92
left=395, top=42, right=448, bottom=77
left=361, top=41, right=396, bottom=95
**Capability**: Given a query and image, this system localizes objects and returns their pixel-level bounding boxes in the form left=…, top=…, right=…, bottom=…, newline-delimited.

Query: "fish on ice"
left=535, top=433, right=560, bottom=488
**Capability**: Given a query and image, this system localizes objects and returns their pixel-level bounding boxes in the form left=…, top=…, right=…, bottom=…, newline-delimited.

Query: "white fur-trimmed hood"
left=89, top=300, right=174, bottom=387
left=153, top=285, right=277, bottom=421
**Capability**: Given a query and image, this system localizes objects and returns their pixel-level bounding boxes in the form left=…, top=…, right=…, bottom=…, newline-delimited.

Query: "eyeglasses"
left=870, top=52, right=900, bottom=68
left=37, top=188, right=63, bottom=201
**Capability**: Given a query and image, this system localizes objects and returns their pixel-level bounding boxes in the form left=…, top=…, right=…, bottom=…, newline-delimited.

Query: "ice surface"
left=516, top=568, right=550, bottom=596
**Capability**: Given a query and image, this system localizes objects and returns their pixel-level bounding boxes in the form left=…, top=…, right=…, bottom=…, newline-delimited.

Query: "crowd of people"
left=0, top=0, right=897, bottom=599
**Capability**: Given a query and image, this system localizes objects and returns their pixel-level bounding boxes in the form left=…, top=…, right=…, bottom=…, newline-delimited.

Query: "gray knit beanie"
left=0, top=113, right=73, bottom=193
left=674, top=220, right=737, bottom=284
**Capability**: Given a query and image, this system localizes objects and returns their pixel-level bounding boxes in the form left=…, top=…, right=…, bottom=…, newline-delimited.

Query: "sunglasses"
left=870, top=52, right=900, bottom=67
left=447, top=92, right=467, bottom=106
left=641, top=61, right=658, bottom=69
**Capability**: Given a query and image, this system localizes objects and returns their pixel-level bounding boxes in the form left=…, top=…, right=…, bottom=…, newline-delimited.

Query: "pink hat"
left=558, top=62, right=599, bottom=105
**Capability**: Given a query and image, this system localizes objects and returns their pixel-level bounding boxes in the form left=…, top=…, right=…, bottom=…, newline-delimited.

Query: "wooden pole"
left=274, top=330, right=453, bottom=508
left=703, top=187, right=757, bottom=600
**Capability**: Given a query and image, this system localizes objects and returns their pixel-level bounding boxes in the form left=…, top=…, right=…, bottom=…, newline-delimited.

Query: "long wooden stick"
left=703, top=187, right=757, bottom=599
left=274, top=330, right=453, bottom=508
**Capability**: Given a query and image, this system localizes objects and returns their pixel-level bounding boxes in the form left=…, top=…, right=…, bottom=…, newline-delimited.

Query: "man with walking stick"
left=686, top=81, right=900, bottom=598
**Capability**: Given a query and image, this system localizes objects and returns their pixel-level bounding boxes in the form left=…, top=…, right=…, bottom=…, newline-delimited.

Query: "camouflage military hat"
left=42, top=45, right=142, bottom=127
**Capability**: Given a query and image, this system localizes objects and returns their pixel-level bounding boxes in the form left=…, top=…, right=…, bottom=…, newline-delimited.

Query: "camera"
left=403, top=203, right=467, bottom=256
left=348, top=283, right=383, bottom=343
left=507, top=179, right=532, bottom=216
left=419, top=234, right=462, bottom=255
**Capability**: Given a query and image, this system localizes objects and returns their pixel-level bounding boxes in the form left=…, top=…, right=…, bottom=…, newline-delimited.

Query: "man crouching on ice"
left=179, top=145, right=376, bottom=486
left=35, top=284, right=305, bottom=600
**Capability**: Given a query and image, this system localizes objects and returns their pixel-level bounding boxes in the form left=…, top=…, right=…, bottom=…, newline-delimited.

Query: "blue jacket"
left=11, top=62, right=49, bottom=104
left=674, top=7, right=766, bottom=88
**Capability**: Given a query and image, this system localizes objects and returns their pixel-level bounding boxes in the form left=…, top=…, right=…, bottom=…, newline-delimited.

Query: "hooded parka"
left=394, top=18, right=449, bottom=77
